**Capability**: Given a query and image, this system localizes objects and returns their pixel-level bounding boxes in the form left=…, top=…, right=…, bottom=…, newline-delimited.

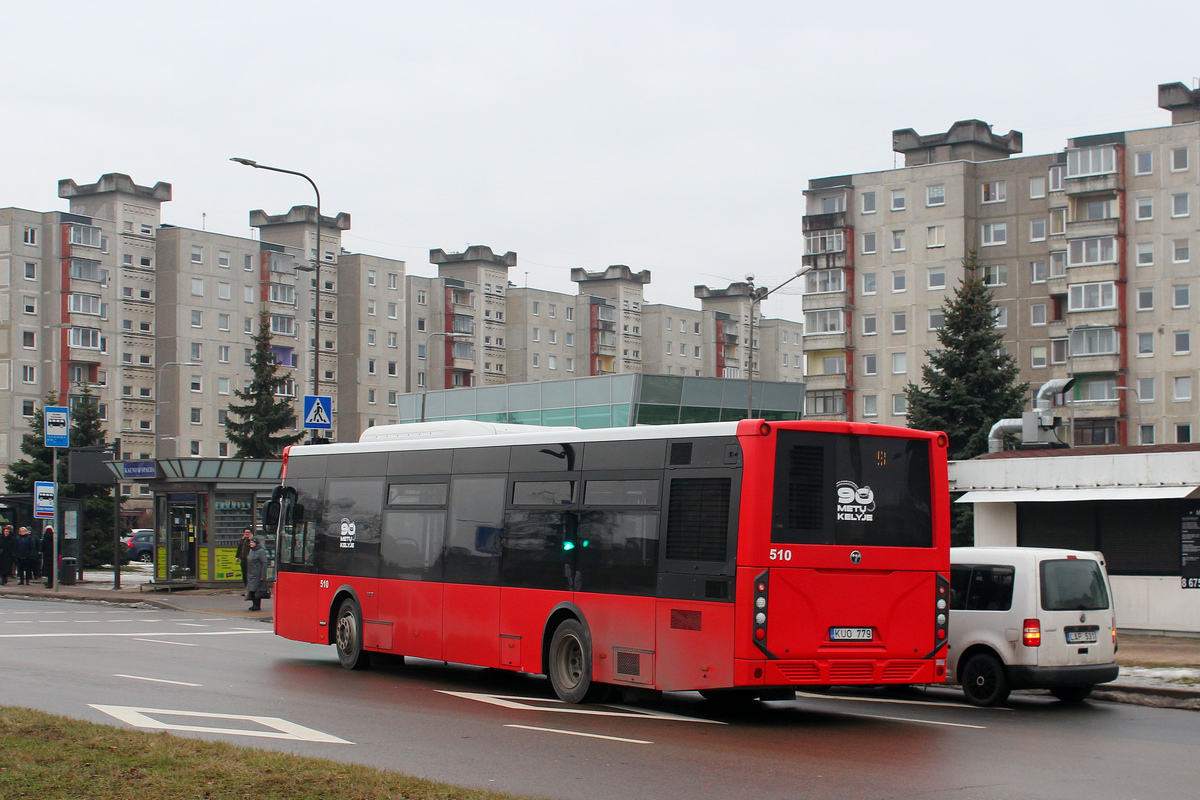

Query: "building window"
left=23, top=226, right=37, bottom=245
left=861, top=191, right=876, bottom=214
left=191, top=246, right=203, bottom=264
left=926, top=225, right=944, bottom=248
left=805, top=268, right=844, bottom=294
left=1178, top=424, right=1193, bottom=444
left=891, top=189, right=905, bottom=211
left=1174, top=330, right=1191, bottom=354
left=926, top=184, right=945, bottom=206
left=1135, top=152, right=1153, bottom=175
left=928, top=267, right=946, bottom=289
left=982, top=181, right=1006, bottom=203
left=804, top=310, right=843, bottom=334
left=1068, top=282, right=1117, bottom=311
left=23, top=296, right=37, bottom=314
left=21, top=365, right=36, bottom=384
left=1174, top=193, right=1191, bottom=218
left=1070, top=326, right=1117, bottom=355
left=190, top=342, right=202, bottom=361
left=191, top=277, right=204, bottom=296
left=1029, top=218, right=1047, bottom=241
left=1050, top=208, right=1066, bottom=235
left=892, top=394, right=907, bottom=416
left=982, top=264, right=1007, bottom=286
left=23, top=331, right=35, bottom=348
left=218, top=250, right=230, bottom=268
left=892, top=272, right=906, bottom=293
left=1051, top=338, right=1068, bottom=364
left=1049, top=165, right=1064, bottom=192
left=862, top=314, right=877, bottom=335
left=367, top=270, right=376, bottom=286
left=1137, top=332, right=1154, bottom=356
left=1175, top=239, right=1191, bottom=263
left=891, top=229, right=905, bottom=251
left=1136, top=196, right=1154, bottom=221
left=1140, top=424, right=1155, bottom=445
left=928, top=310, right=945, bottom=330
left=1173, top=284, right=1191, bottom=308
left=191, top=310, right=203, bottom=327
left=981, top=222, right=1007, bottom=246
left=218, top=282, right=232, bottom=300
left=1067, top=146, right=1116, bottom=177
left=993, top=306, right=1008, bottom=328
left=892, top=312, right=907, bottom=334
left=862, top=273, right=876, bottom=294
left=190, top=408, right=202, bottom=424
left=1174, top=375, right=1192, bottom=401
left=1030, top=260, right=1048, bottom=283
left=861, top=231, right=876, bottom=254
left=1029, top=176, right=1046, bottom=199
left=1172, top=147, right=1189, bottom=172
left=1137, top=287, right=1154, bottom=311
left=1031, top=346, right=1048, bottom=368
left=1073, top=419, right=1116, bottom=446
left=1068, top=236, right=1116, bottom=266
left=805, top=390, right=845, bottom=416
left=863, top=354, right=877, bottom=375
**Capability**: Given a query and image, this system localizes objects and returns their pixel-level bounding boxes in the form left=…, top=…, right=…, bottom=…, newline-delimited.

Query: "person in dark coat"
left=0, top=526, right=13, bottom=585
left=14, top=527, right=38, bottom=585
left=235, top=528, right=253, bottom=588
left=41, top=526, right=56, bottom=588
left=245, top=537, right=269, bottom=612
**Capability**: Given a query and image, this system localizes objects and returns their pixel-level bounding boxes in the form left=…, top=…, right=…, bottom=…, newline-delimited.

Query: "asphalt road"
left=2, top=596, right=1197, bottom=800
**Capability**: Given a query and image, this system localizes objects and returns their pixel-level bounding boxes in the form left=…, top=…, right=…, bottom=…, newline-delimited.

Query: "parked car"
left=946, top=546, right=1120, bottom=706
left=125, top=531, right=154, bottom=563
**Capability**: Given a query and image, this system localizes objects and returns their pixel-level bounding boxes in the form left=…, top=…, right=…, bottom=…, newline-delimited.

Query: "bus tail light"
left=1023, top=619, right=1042, bottom=647
left=752, top=570, right=776, bottom=658
left=934, top=573, right=949, bottom=648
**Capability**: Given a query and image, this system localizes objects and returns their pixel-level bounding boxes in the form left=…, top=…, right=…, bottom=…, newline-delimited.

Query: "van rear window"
left=1040, top=559, right=1109, bottom=611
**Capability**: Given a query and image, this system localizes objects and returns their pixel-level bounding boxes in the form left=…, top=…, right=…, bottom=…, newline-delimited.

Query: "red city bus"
left=263, top=419, right=950, bottom=703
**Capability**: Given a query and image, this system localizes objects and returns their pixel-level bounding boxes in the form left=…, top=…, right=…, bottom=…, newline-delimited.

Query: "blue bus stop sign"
left=44, top=406, right=70, bottom=448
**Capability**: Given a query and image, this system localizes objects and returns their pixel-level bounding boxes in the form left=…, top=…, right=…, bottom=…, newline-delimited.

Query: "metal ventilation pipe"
left=988, top=418, right=1023, bottom=453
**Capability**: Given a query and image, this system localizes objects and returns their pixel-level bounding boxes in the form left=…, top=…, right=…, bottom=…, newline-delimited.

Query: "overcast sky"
left=5, top=1, right=1198, bottom=321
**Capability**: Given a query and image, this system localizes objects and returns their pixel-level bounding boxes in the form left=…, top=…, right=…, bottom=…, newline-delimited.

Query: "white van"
left=947, top=547, right=1119, bottom=706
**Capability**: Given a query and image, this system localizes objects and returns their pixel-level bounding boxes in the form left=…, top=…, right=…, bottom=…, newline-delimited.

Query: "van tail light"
left=1112, top=618, right=1118, bottom=651
left=1022, top=619, right=1042, bottom=647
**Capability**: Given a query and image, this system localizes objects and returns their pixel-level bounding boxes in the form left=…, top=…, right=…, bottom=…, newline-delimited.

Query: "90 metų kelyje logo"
left=836, top=481, right=875, bottom=522
left=339, top=518, right=357, bottom=549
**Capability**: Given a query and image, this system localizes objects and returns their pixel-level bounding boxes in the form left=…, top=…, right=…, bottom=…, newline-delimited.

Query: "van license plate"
left=1067, top=630, right=1097, bottom=644
left=830, top=627, right=873, bottom=641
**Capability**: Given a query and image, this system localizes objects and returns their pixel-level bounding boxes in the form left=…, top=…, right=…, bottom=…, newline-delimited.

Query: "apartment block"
left=801, top=82, right=1200, bottom=445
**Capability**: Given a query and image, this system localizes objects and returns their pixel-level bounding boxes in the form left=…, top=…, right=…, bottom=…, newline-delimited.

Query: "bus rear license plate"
left=830, top=627, right=873, bottom=641
left=1067, top=630, right=1097, bottom=644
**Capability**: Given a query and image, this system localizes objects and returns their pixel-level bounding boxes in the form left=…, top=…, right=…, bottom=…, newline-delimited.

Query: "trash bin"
left=59, top=558, right=77, bottom=586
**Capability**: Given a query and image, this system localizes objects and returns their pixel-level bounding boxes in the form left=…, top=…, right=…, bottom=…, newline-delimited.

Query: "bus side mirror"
left=262, top=500, right=280, bottom=530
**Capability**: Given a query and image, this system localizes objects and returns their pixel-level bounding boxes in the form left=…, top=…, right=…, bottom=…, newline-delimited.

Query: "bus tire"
left=335, top=598, right=371, bottom=671
left=548, top=619, right=598, bottom=704
left=960, top=652, right=1009, bottom=707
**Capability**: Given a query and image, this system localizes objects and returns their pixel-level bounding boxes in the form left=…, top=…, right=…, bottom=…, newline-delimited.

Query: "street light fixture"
left=156, top=361, right=200, bottom=457
left=746, top=266, right=812, bottom=417
left=420, top=331, right=462, bottom=423
left=231, top=157, right=325, bottom=443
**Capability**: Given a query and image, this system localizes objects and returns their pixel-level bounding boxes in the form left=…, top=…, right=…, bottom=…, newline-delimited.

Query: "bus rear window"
left=771, top=431, right=933, bottom=547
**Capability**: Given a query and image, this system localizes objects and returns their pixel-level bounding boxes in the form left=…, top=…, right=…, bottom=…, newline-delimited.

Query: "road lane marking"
left=89, top=705, right=353, bottom=744
left=833, top=710, right=985, bottom=729
left=114, top=674, right=202, bottom=687
left=505, top=724, right=652, bottom=744
left=177, top=623, right=208, bottom=627
left=438, top=691, right=724, bottom=724
left=0, top=629, right=270, bottom=639
left=795, top=691, right=1013, bottom=712
left=134, top=638, right=198, bottom=647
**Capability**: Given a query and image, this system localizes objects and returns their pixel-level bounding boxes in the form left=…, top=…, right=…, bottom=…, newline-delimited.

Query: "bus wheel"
left=335, top=599, right=371, bottom=671
left=548, top=619, right=597, bottom=704
left=960, top=653, right=1009, bottom=707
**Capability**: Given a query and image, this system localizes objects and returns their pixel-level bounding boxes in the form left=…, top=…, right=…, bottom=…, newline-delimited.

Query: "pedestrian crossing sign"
left=303, top=395, right=333, bottom=430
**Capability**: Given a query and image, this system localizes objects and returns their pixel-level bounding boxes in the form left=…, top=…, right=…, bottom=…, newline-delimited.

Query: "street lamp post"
left=420, top=330, right=460, bottom=423
left=1113, top=385, right=1144, bottom=444
left=156, top=361, right=200, bottom=457
left=230, top=158, right=324, bottom=443
left=746, top=267, right=812, bottom=417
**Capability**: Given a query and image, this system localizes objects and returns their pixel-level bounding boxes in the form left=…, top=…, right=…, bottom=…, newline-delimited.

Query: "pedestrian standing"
left=235, top=528, right=253, bottom=588
left=41, top=526, right=56, bottom=589
left=14, top=527, right=38, bottom=585
left=0, top=526, right=13, bottom=585
left=245, top=537, right=269, bottom=612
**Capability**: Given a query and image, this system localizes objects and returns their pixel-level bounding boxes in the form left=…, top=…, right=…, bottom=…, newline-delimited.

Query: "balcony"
left=803, top=291, right=849, bottom=312
left=802, top=211, right=847, bottom=232
left=802, top=331, right=849, bottom=351
left=1064, top=172, right=1121, bottom=195
left=804, top=372, right=848, bottom=391
left=1066, top=217, right=1121, bottom=240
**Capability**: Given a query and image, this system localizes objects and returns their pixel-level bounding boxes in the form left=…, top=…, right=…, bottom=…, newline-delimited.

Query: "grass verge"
left=0, top=706, right=534, bottom=800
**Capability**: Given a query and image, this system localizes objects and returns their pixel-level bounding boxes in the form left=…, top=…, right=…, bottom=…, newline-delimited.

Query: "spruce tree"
left=225, top=312, right=306, bottom=458
left=905, top=252, right=1028, bottom=544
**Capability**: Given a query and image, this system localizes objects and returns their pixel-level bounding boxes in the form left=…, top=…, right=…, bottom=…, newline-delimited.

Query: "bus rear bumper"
left=735, top=658, right=944, bottom=686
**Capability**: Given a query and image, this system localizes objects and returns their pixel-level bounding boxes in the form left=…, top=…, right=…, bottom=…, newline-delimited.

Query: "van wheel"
left=548, top=619, right=605, bottom=704
left=1050, top=685, right=1093, bottom=703
left=335, top=599, right=371, bottom=671
left=960, top=653, right=1010, bottom=707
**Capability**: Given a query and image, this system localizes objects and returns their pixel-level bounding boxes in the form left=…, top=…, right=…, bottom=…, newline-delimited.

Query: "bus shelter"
left=123, top=459, right=283, bottom=589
